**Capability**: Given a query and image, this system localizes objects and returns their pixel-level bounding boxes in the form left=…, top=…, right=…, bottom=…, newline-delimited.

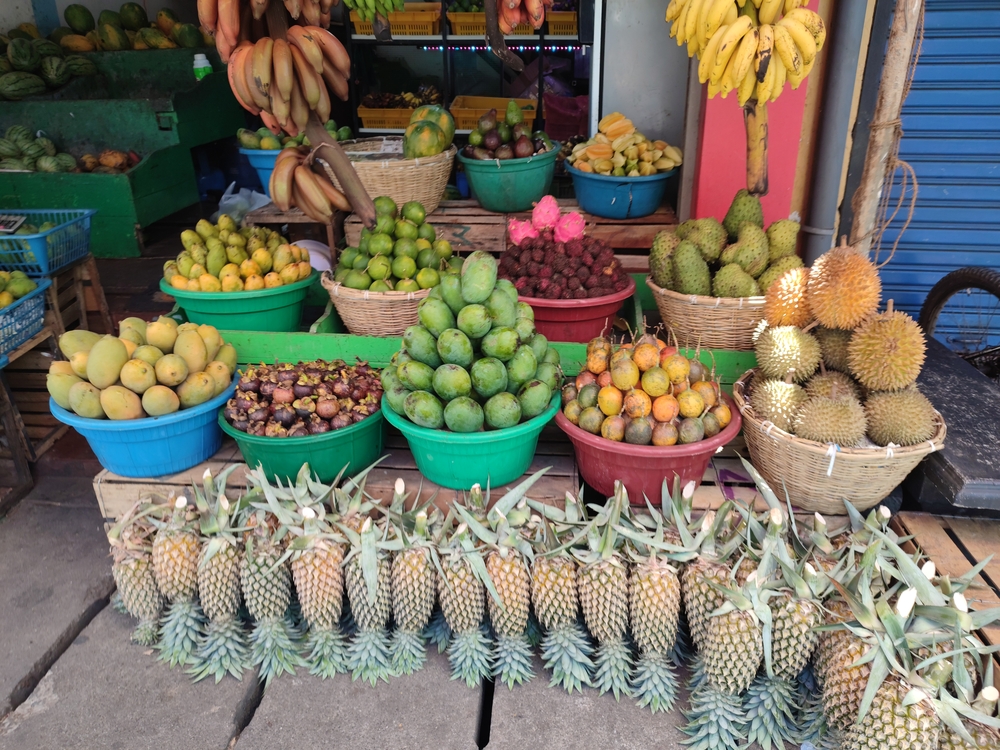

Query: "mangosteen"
left=248, top=404, right=270, bottom=423
left=272, top=403, right=296, bottom=427
left=308, top=416, right=331, bottom=434
left=293, top=376, right=316, bottom=399
left=272, top=385, right=295, bottom=404
left=355, top=360, right=371, bottom=374
left=238, top=374, right=260, bottom=393
left=293, top=398, right=316, bottom=419
left=287, top=421, right=309, bottom=438
left=316, top=397, right=340, bottom=419
left=235, top=390, right=257, bottom=411
left=276, top=368, right=297, bottom=384
left=265, top=422, right=288, bottom=438
left=223, top=401, right=241, bottom=423
left=330, top=413, right=353, bottom=430
left=259, top=377, right=278, bottom=399
left=232, top=415, right=250, bottom=432
left=332, top=378, right=351, bottom=399
left=247, top=421, right=267, bottom=436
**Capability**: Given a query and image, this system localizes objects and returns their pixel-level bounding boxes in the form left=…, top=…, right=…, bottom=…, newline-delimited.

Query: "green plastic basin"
left=219, top=408, right=384, bottom=483
left=160, top=272, right=317, bottom=332
left=458, top=145, right=560, bottom=213
left=382, top=393, right=559, bottom=490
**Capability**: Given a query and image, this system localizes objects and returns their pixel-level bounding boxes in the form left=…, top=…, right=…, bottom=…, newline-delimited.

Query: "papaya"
left=98, top=10, right=123, bottom=28
left=403, top=120, right=447, bottom=159
left=64, top=4, right=96, bottom=35
left=171, top=23, right=202, bottom=49
left=155, top=9, right=179, bottom=36
left=97, top=23, right=131, bottom=51
left=48, top=27, right=74, bottom=44
left=410, top=105, right=455, bottom=147
left=119, top=3, right=149, bottom=32
left=137, top=28, right=176, bottom=49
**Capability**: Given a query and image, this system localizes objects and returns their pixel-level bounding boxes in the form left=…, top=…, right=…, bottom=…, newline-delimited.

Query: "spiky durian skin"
left=806, top=245, right=881, bottom=329
left=816, top=327, right=854, bottom=372
left=531, top=555, right=578, bottom=630
left=805, top=370, right=861, bottom=400
left=198, top=543, right=241, bottom=622
left=792, top=393, right=867, bottom=446
left=240, top=541, right=290, bottom=622
left=486, top=551, right=531, bottom=638
left=703, top=609, right=762, bottom=695
left=578, top=559, right=629, bottom=644
left=680, top=557, right=731, bottom=649
left=822, top=633, right=871, bottom=731
left=847, top=309, right=927, bottom=391
left=346, top=554, right=391, bottom=632
left=438, top=557, right=484, bottom=634
left=292, top=541, right=345, bottom=631
left=755, top=326, right=822, bottom=383
left=629, top=559, right=681, bottom=655
left=152, top=529, right=200, bottom=602
left=843, top=677, right=939, bottom=750
left=113, top=555, right=164, bottom=625
left=864, top=387, right=937, bottom=446
left=391, top=547, right=435, bottom=633
left=750, top=378, right=808, bottom=432
left=770, top=592, right=821, bottom=680
left=763, top=266, right=811, bottom=327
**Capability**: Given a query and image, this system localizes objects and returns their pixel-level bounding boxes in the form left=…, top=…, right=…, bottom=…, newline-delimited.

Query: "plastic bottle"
left=193, top=54, right=212, bottom=80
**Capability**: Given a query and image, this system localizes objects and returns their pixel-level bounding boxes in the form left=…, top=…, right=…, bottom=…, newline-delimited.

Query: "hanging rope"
left=853, top=5, right=925, bottom=269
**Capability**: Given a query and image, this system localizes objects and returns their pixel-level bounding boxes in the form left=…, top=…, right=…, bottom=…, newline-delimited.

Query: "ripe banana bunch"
left=498, top=0, right=553, bottom=34
left=270, top=147, right=352, bottom=223
left=201, top=0, right=339, bottom=59
left=225, top=25, right=352, bottom=137
left=669, top=0, right=825, bottom=106
left=340, top=0, right=404, bottom=23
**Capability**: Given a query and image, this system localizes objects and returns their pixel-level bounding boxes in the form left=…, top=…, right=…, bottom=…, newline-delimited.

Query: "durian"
left=723, top=189, right=764, bottom=239
left=804, top=369, right=860, bottom=400
left=815, top=327, right=853, bottom=372
left=806, top=240, right=881, bottom=329
left=792, top=389, right=867, bottom=446
left=865, top=387, right=937, bottom=446
left=847, top=302, right=926, bottom=391
left=757, top=255, right=804, bottom=294
left=766, top=219, right=800, bottom=261
left=763, top=267, right=811, bottom=327
left=750, top=375, right=807, bottom=433
left=754, top=326, right=821, bottom=383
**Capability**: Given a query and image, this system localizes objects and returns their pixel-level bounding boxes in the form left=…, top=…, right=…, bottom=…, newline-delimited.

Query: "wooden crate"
left=44, top=254, right=114, bottom=336
left=892, top=512, right=1000, bottom=689
left=1, top=327, right=67, bottom=461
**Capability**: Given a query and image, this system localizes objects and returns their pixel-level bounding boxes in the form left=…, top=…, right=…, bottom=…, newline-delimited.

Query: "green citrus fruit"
left=418, top=222, right=437, bottom=242
left=402, top=201, right=427, bottom=225
left=393, top=237, right=418, bottom=259
left=367, top=254, right=392, bottom=280
left=417, top=247, right=438, bottom=269
left=392, top=255, right=417, bottom=280
left=368, top=233, right=394, bottom=256
left=395, top=277, right=421, bottom=292
left=416, top=267, right=440, bottom=289
left=433, top=240, right=453, bottom=260
left=373, top=196, right=397, bottom=217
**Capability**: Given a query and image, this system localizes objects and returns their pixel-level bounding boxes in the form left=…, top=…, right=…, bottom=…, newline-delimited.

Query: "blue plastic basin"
left=240, top=148, right=281, bottom=197
left=569, top=167, right=676, bottom=219
left=49, top=379, right=236, bottom=477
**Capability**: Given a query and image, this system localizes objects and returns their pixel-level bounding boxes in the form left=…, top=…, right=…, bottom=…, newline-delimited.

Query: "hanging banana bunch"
left=497, top=0, right=554, bottom=34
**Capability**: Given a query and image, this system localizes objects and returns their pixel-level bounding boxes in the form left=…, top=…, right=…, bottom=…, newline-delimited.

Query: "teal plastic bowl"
left=382, top=393, right=559, bottom=490
left=240, top=147, right=280, bottom=197
left=458, top=145, right=560, bottom=213
left=569, top=167, right=677, bottom=219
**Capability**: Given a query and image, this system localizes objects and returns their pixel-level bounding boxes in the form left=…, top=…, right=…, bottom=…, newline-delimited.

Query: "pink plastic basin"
left=521, top=276, right=636, bottom=343
left=554, top=392, right=742, bottom=504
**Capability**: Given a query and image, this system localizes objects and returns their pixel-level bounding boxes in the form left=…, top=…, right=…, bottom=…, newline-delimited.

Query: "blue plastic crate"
left=0, top=278, right=51, bottom=355
left=0, top=354, right=7, bottom=369
left=0, top=209, right=96, bottom=276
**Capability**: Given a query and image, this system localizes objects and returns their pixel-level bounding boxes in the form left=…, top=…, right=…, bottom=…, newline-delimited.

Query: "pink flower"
left=507, top=218, right=539, bottom=246
left=531, top=195, right=561, bottom=231
left=554, top=211, right=586, bottom=243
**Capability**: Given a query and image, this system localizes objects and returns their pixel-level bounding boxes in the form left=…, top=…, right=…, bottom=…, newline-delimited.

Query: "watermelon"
left=5, top=125, right=30, bottom=142
left=64, top=5, right=96, bottom=35
left=403, top=120, right=447, bottom=159
left=63, top=55, right=97, bottom=76
left=0, top=158, right=29, bottom=171
left=7, top=38, right=40, bottom=72
left=35, top=137, right=56, bottom=157
left=119, top=3, right=149, bottom=32
left=20, top=141, right=46, bottom=160
left=0, top=139, right=20, bottom=158
left=0, top=72, right=46, bottom=100
left=98, top=24, right=131, bottom=51
left=55, top=153, right=77, bottom=171
left=98, top=10, right=123, bottom=29
left=49, top=27, right=75, bottom=44
left=36, top=156, right=60, bottom=173
left=6, top=29, right=32, bottom=42
left=171, top=23, right=202, bottom=49
left=0, top=59, right=11, bottom=74
left=40, top=57, right=69, bottom=88
left=32, top=38, right=63, bottom=58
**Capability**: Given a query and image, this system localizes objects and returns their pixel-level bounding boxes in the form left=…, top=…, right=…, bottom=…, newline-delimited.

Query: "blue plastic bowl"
left=569, top=167, right=676, bottom=219
left=49, top=379, right=236, bottom=477
left=240, top=148, right=281, bottom=197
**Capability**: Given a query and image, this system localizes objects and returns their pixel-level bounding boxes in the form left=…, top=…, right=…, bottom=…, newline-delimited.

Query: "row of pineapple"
left=111, top=462, right=1000, bottom=748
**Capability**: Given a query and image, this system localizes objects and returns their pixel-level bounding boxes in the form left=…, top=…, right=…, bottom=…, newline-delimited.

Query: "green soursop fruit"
left=672, top=240, right=711, bottom=296
left=766, top=219, right=800, bottom=261
left=733, top=224, right=769, bottom=278
left=649, top=230, right=681, bottom=289
left=757, top=255, right=804, bottom=293
left=686, top=217, right=728, bottom=262
left=675, top=219, right=697, bottom=239
left=720, top=243, right=739, bottom=265
left=713, top=263, right=760, bottom=298
left=723, top=189, right=764, bottom=239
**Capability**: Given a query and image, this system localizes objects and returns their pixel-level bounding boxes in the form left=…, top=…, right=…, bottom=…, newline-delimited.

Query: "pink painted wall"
left=690, top=79, right=810, bottom=225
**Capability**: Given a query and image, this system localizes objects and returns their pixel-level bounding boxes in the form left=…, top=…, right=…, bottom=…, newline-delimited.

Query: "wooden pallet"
left=0, top=327, right=67, bottom=462
left=892, top=512, right=1000, bottom=688
left=44, top=255, right=114, bottom=337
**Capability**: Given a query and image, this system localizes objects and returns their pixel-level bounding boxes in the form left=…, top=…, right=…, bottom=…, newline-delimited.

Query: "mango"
left=177, top=253, right=195, bottom=278
left=197, top=325, right=222, bottom=362
left=86, top=335, right=129, bottom=389
left=297, top=261, right=311, bottom=280
left=264, top=272, right=282, bottom=288
left=219, top=263, right=241, bottom=279
left=177, top=322, right=199, bottom=333
left=417, top=298, right=456, bottom=338
left=244, top=275, right=264, bottom=291
left=278, top=265, right=299, bottom=285
left=120, top=358, right=157, bottom=394
left=403, top=390, right=444, bottom=429
left=217, top=214, right=236, bottom=233
left=398, top=361, right=435, bottom=392
left=215, top=344, right=238, bottom=373
left=437, top=329, right=473, bottom=369
left=432, top=364, right=472, bottom=401
left=154, top=353, right=189, bottom=387
left=47, top=371, right=83, bottom=409
left=251, top=248, right=273, bottom=274
left=239, top=259, right=261, bottom=280
left=68, top=381, right=106, bottom=419
left=485, top=288, right=517, bottom=329
left=227, top=231, right=246, bottom=248
left=470, top=357, right=508, bottom=399
left=50, top=361, right=75, bottom=376
left=119, top=327, right=145, bottom=347
left=439, top=274, right=465, bottom=316
left=119, top=338, right=138, bottom=357
left=206, top=244, right=227, bottom=277
left=518, top=380, right=552, bottom=419
left=221, top=275, right=244, bottom=292
left=195, top=219, right=217, bottom=240
left=142, top=385, right=180, bottom=416
left=176, top=371, right=215, bottom=408
left=58, top=329, right=102, bottom=359
left=190, top=245, right=207, bottom=267
left=180, top=229, right=201, bottom=250
left=481, top=326, right=519, bottom=362
left=171, top=275, right=189, bottom=290
left=402, top=325, right=442, bottom=369
left=514, top=316, right=535, bottom=342
left=173, top=330, right=208, bottom=376
left=460, top=251, right=498, bottom=304
left=496, top=278, right=518, bottom=306
left=484, top=392, right=520, bottom=429
left=133, top=345, right=164, bottom=366
left=457, top=304, right=492, bottom=339
left=206, top=361, right=232, bottom=395
left=70, top=351, right=89, bottom=378
left=145, top=319, right=177, bottom=353
left=119, top=316, right=147, bottom=339
left=506, top=345, right=538, bottom=387
left=443, top=397, right=484, bottom=433
left=100, top=385, right=145, bottom=420
left=199, top=274, right=222, bottom=292
left=226, top=245, right=247, bottom=265
left=272, top=245, right=294, bottom=272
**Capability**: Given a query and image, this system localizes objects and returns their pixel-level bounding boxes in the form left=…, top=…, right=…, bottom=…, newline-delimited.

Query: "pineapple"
left=822, top=628, right=871, bottom=730
left=151, top=494, right=205, bottom=667
left=938, top=687, right=1000, bottom=750
left=437, top=521, right=492, bottom=687
left=189, top=467, right=248, bottom=683
left=844, top=677, right=940, bottom=750
left=680, top=510, right=736, bottom=651
left=108, top=502, right=164, bottom=646
left=342, top=516, right=395, bottom=686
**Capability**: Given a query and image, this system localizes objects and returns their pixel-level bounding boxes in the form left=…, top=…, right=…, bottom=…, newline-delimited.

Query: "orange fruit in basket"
left=601, top=414, right=626, bottom=442
left=711, top=403, right=732, bottom=429
left=610, top=358, right=640, bottom=391
left=587, top=347, right=609, bottom=375
left=632, top=343, right=660, bottom=372
left=597, top=371, right=613, bottom=388
left=597, top=385, right=623, bottom=416
left=652, top=421, right=679, bottom=446
left=672, top=379, right=689, bottom=396
left=624, top=389, right=652, bottom=419
left=576, top=370, right=597, bottom=390
left=652, top=394, right=679, bottom=422
left=691, top=381, right=718, bottom=408
left=663, top=353, right=691, bottom=384
left=677, top=389, right=705, bottom=419
left=640, top=367, right=670, bottom=398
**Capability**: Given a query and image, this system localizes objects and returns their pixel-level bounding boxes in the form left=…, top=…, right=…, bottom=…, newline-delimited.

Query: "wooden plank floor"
left=892, top=512, right=1000, bottom=688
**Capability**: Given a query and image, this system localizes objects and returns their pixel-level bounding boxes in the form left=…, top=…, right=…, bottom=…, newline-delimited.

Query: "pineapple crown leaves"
left=107, top=500, right=164, bottom=553
left=615, top=499, right=702, bottom=565
left=935, top=688, right=1000, bottom=746
left=339, top=517, right=402, bottom=606
left=435, top=521, right=503, bottom=608
left=705, top=572, right=776, bottom=676
left=527, top=486, right=586, bottom=526
left=485, top=467, right=550, bottom=526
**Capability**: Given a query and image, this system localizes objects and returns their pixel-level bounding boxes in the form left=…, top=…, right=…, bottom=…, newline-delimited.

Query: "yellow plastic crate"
left=449, top=96, right=539, bottom=130
left=547, top=11, right=577, bottom=36
left=351, top=3, right=442, bottom=35
left=446, top=11, right=532, bottom=36
left=357, top=106, right=416, bottom=130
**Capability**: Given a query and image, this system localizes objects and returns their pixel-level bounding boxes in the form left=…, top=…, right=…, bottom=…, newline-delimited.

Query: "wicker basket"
left=323, top=138, right=455, bottom=215
left=321, top=270, right=430, bottom=337
left=733, top=368, right=947, bottom=514
left=646, top=276, right=765, bottom=351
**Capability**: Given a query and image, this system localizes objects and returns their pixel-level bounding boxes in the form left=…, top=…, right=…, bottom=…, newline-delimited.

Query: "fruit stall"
left=3, top=0, right=1000, bottom=747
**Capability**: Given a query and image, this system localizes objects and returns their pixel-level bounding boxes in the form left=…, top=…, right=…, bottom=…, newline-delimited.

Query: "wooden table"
left=1, top=327, right=67, bottom=464
left=45, top=254, right=114, bottom=336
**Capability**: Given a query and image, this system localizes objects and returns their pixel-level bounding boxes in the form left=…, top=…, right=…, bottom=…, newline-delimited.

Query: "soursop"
left=649, top=230, right=681, bottom=289
left=757, top=254, right=804, bottom=293
left=686, top=217, right=728, bottom=263
left=675, top=219, right=697, bottom=239
left=723, top=189, right=764, bottom=239
left=713, top=263, right=760, bottom=298
left=733, top=224, right=769, bottom=278
left=672, top=240, right=711, bottom=296
left=766, top=219, right=800, bottom=261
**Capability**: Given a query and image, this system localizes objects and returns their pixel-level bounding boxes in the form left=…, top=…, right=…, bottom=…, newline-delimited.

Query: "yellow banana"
left=666, top=0, right=685, bottom=23
left=707, top=78, right=722, bottom=99
left=769, top=55, right=786, bottom=101
left=242, top=44, right=270, bottom=111
left=778, top=16, right=817, bottom=65
left=755, top=23, right=773, bottom=80
left=289, top=74, right=310, bottom=129
left=684, top=0, right=705, bottom=51
left=737, top=63, right=757, bottom=106
left=787, top=54, right=813, bottom=89
left=674, top=0, right=692, bottom=44
left=704, top=0, right=733, bottom=48
left=783, top=0, right=804, bottom=13
left=271, top=38, right=294, bottom=102
left=699, top=24, right=728, bottom=84
left=719, top=51, right=740, bottom=98
left=289, top=44, right=321, bottom=109
left=772, top=24, right=802, bottom=75
left=287, top=26, right=324, bottom=75
left=750, top=0, right=763, bottom=6
left=786, top=8, right=826, bottom=50
left=251, top=37, right=273, bottom=98
left=756, top=53, right=776, bottom=102
left=293, top=167, right=332, bottom=223
left=724, top=2, right=738, bottom=24
left=696, top=0, right=715, bottom=50
left=710, top=15, right=753, bottom=86
left=758, top=0, right=782, bottom=24
left=731, top=28, right=758, bottom=89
